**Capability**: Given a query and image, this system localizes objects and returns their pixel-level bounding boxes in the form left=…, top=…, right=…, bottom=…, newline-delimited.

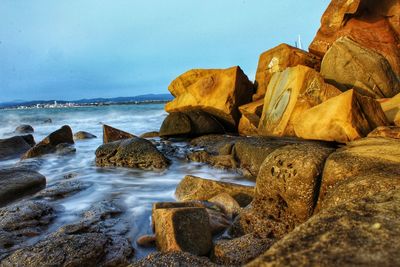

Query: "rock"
left=294, top=89, right=389, bottom=143
left=131, top=252, right=218, bottom=267
left=14, top=124, right=34, bottom=134
left=165, top=66, right=254, bottom=128
left=0, top=168, right=46, bottom=207
left=247, top=190, right=400, bottom=267
left=380, top=92, right=400, bottom=124
left=258, top=65, right=341, bottom=137
left=253, top=43, right=321, bottom=101
left=238, top=99, right=264, bottom=136
left=103, top=124, right=135, bottom=144
left=207, top=208, right=231, bottom=235
left=22, top=125, right=74, bottom=159
left=0, top=135, right=35, bottom=160
left=74, top=131, right=97, bottom=140
left=175, top=175, right=254, bottom=207
left=34, top=180, right=91, bottom=199
left=159, top=112, right=191, bottom=137
left=209, top=193, right=242, bottom=219
left=211, top=234, right=274, bottom=265
left=368, top=126, right=400, bottom=139
left=43, top=118, right=52, bottom=124
left=153, top=207, right=212, bottom=255
left=95, top=137, right=170, bottom=171
left=136, top=235, right=156, bottom=248
left=321, top=36, right=400, bottom=98
left=140, top=131, right=159, bottom=138
left=309, top=0, right=400, bottom=77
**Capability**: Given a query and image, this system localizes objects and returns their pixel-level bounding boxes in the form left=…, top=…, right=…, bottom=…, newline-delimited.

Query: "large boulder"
left=258, top=65, right=341, bottom=137
left=238, top=99, right=264, bottom=136
left=253, top=43, right=321, bottom=101
left=309, top=0, right=400, bottom=77
left=95, top=137, right=170, bottom=171
left=103, top=124, right=135, bottom=144
left=247, top=190, right=400, bottom=267
left=321, top=37, right=400, bottom=98
left=294, top=90, right=389, bottom=143
left=22, top=125, right=74, bottom=159
left=0, top=135, right=35, bottom=160
left=165, top=66, right=254, bottom=128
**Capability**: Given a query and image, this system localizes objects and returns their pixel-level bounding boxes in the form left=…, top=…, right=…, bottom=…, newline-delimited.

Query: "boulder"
left=0, top=168, right=46, bottom=207
left=238, top=99, right=264, bottom=136
left=175, top=175, right=254, bottom=207
left=309, top=0, right=400, bottom=77
left=294, top=90, right=389, bottom=143
left=238, top=116, right=258, bottom=136
left=153, top=207, right=212, bottom=256
left=22, top=125, right=74, bottom=159
left=253, top=43, right=321, bottom=101
left=136, top=235, right=156, bottom=248
left=140, top=131, right=159, bottom=138
left=209, top=193, right=242, bottom=219
left=74, top=131, right=97, bottom=140
left=368, top=126, right=400, bottom=139
left=14, top=124, right=34, bottom=134
left=247, top=190, right=400, bottom=267
left=321, top=37, right=400, bottom=98
left=258, top=65, right=341, bottom=137
left=379, top=92, right=400, bottom=123
left=103, top=124, right=135, bottom=144
left=95, top=137, right=170, bottom=171
left=165, top=66, right=254, bottom=128
left=0, top=135, right=35, bottom=160
left=34, top=180, right=91, bottom=199
left=132, top=252, right=218, bottom=267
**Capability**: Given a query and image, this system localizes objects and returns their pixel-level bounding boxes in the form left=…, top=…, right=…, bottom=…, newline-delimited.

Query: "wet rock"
left=136, top=234, right=156, bottom=248
left=74, top=131, right=97, bottom=140
left=175, top=175, right=254, bottom=207
left=34, top=179, right=91, bottom=199
left=368, top=126, right=400, bottom=139
left=103, top=124, right=135, bottom=144
left=0, top=135, right=35, bottom=160
left=95, top=137, right=170, bottom=171
left=22, top=125, right=74, bottom=159
left=209, top=193, right=242, bottom=219
left=0, top=168, right=46, bottom=207
left=131, top=252, right=218, bottom=267
left=55, top=143, right=76, bottom=155
left=140, top=131, right=159, bottom=138
left=14, top=124, right=34, bottom=134
left=248, top=190, right=400, bottom=267
left=43, top=118, right=52, bottom=124
left=211, top=234, right=274, bottom=265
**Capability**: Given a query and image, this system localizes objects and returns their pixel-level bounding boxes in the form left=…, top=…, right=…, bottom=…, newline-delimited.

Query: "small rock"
left=140, top=131, right=160, bottom=138
left=74, top=131, right=97, bottom=140
left=14, top=124, right=34, bottom=134
left=136, top=235, right=156, bottom=248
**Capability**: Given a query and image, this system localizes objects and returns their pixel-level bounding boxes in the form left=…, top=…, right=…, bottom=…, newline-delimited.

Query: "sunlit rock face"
left=380, top=93, right=400, bottom=125
left=258, top=65, right=341, bottom=137
left=238, top=99, right=264, bottom=136
left=309, top=0, right=400, bottom=77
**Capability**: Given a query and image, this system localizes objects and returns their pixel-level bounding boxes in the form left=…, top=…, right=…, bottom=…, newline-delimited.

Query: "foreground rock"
left=0, top=168, right=46, bottom=207
left=247, top=190, right=400, bottom=267
left=103, top=124, right=135, bottom=144
left=175, top=175, right=254, bottom=206
left=368, top=126, right=400, bottom=139
left=238, top=99, right=264, bottom=136
left=14, top=124, right=34, bottom=134
left=22, top=125, right=74, bottom=159
left=74, top=131, right=97, bottom=140
left=165, top=66, right=254, bottom=128
left=253, top=43, right=321, bottom=101
left=294, top=90, right=388, bottom=143
left=321, top=37, right=400, bottom=98
left=132, top=252, right=218, bottom=267
left=95, top=137, right=170, bottom=170
left=0, top=135, right=35, bottom=160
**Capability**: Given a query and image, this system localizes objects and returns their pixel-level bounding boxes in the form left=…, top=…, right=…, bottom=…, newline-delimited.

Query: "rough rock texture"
left=0, top=168, right=46, bottom=207
left=294, top=90, right=389, bottom=143
left=153, top=207, right=212, bottom=256
left=175, top=175, right=254, bottom=207
left=253, top=43, right=321, bottom=101
left=238, top=99, right=264, bottom=136
left=368, top=126, right=400, bottom=139
left=74, top=131, right=97, bottom=140
left=14, top=124, right=34, bottom=134
left=34, top=179, right=91, bottom=199
left=309, top=0, right=400, bottom=77
left=321, top=36, right=400, bottom=98
left=95, top=137, right=170, bottom=170
left=209, top=193, right=242, bottom=219
left=380, top=92, right=400, bottom=123
left=165, top=66, right=254, bottom=128
left=211, top=234, right=275, bottom=265
left=0, top=135, right=35, bottom=160
left=258, top=65, right=341, bottom=137
left=103, top=124, right=135, bottom=144
left=132, top=252, right=218, bottom=267
left=22, top=125, right=74, bottom=159
left=247, top=190, right=400, bottom=267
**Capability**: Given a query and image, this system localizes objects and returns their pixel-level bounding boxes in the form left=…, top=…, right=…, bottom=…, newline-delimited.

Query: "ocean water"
left=0, top=104, right=253, bottom=259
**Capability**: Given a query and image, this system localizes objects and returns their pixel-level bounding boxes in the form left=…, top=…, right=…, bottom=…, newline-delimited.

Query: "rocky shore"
left=1, top=0, right=400, bottom=266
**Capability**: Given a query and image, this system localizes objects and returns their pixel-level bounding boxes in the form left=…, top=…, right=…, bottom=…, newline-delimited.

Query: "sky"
left=0, top=0, right=330, bottom=102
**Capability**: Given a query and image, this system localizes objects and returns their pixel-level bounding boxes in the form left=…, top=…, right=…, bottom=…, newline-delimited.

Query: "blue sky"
left=0, top=0, right=330, bottom=102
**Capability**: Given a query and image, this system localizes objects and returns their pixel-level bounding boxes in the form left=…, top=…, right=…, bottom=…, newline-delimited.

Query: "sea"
left=0, top=104, right=253, bottom=259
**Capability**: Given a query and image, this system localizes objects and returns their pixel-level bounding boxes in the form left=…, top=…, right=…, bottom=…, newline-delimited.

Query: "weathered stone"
left=14, top=124, right=34, bottom=134
left=103, top=124, right=135, bottom=144
left=209, top=193, right=242, bottom=219
left=131, top=252, right=218, bottom=267
left=294, top=90, right=389, bottom=143
left=159, top=112, right=192, bottom=137
left=258, top=65, right=341, bottom=137
left=22, top=125, right=74, bottom=159
left=368, top=126, right=400, bottom=139
left=153, top=207, right=212, bottom=256
left=34, top=179, right=91, bottom=199
left=0, top=168, right=46, bottom=207
left=74, top=131, right=97, bottom=140
left=165, top=66, right=254, bottom=128
left=95, top=137, right=170, bottom=170
left=238, top=99, right=264, bottom=136
left=247, top=190, right=400, bottom=267
left=309, top=0, right=400, bottom=77
left=139, top=131, right=159, bottom=138
left=253, top=43, right=321, bottom=101
left=212, top=234, right=274, bottom=265
left=0, top=135, right=35, bottom=160
left=239, top=116, right=258, bottom=136
left=175, top=175, right=254, bottom=207
left=321, top=36, right=400, bottom=98
left=136, top=234, right=156, bottom=248
left=379, top=92, right=400, bottom=124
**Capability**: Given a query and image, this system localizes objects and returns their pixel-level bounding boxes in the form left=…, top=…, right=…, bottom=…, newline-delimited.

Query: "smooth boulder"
left=14, top=124, right=34, bottom=134
left=74, top=131, right=97, bottom=140
left=103, top=124, right=135, bottom=144
left=0, top=135, right=35, bottom=160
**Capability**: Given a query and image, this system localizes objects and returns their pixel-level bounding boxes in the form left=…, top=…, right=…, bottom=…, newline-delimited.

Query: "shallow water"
left=0, top=104, right=253, bottom=259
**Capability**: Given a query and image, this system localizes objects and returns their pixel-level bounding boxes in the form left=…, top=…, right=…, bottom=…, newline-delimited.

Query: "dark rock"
left=0, top=135, right=35, bottom=160
left=14, top=124, right=34, bottom=134
left=95, top=137, right=170, bottom=171
left=43, top=118, right=52, bottom=124
left=74, top=131, right=97, bottom=140
left=131, top=252, right=218, bottom=267
left=159, top=112, right=192, bottom=137
left=103, top=124, right=135, bottom=144
left=140, top=131, right=160, bottom=138
left=0, top=168, right=46, bottom=207
left=34, top=180, right=91, bottom=199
